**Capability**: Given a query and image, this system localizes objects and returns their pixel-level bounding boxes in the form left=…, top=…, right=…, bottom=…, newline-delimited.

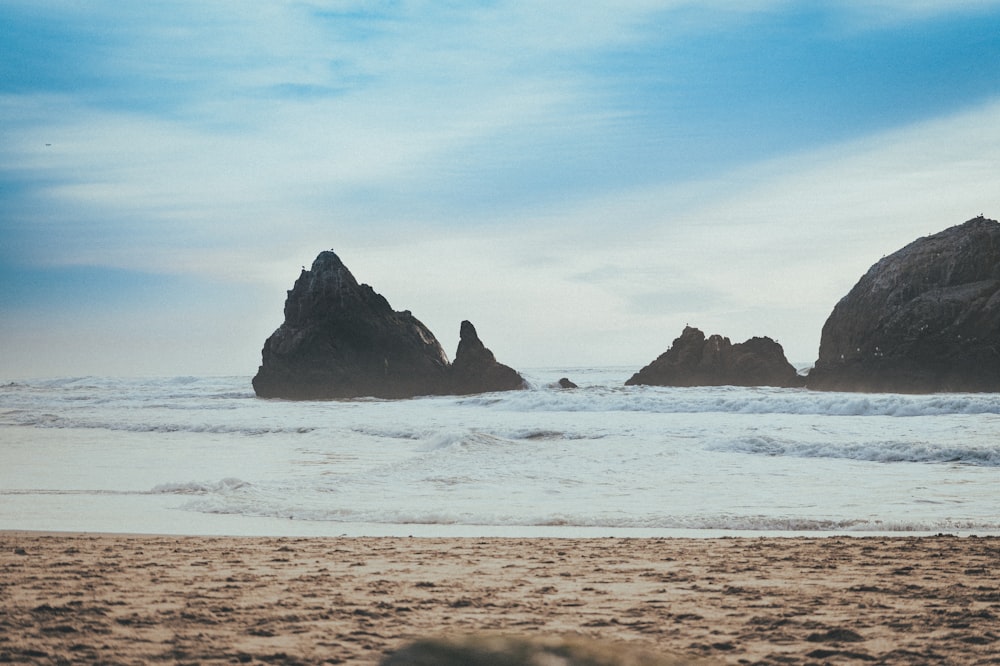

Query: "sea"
left=2, top=367, right=999, bottom=538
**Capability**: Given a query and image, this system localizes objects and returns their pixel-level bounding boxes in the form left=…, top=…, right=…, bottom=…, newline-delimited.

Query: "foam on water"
left=151, top=478, right=252, bottom=494
left=707, top=434, right=1000, bottom=466
left=2, top=370, right=999, bottom=536
left=463, top=383, right=1000, bottom=417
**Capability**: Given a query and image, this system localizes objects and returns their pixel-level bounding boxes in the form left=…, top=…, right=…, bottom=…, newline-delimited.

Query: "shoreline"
left=3, top=532, right=998, bottom=664
left=5, top=526, right=1000, bottom=540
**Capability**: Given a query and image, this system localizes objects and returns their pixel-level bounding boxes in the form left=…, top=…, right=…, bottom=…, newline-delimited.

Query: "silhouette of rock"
left=807, top=216, right=1000, bottom=393
left=449, top=320, right=526, bottom=395
left=252, top=251, right=451, bottom=399
left=625, top=326, right=802, bottom=388
left=558, top=377, right=578, bottom=389
left=252, top=251, right=524, bottom=399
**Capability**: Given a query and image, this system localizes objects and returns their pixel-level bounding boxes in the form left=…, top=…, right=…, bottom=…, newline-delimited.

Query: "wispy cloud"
left=355, top=97, right=1000, bottom=365
left=2, top=1, right=1000, bottom=376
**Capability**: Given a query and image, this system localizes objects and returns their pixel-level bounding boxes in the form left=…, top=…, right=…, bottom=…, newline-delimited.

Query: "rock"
left=807, top=216, right=1000, bottom=393
left=252, top=251, right=525, bottom=399
left=449, top=320, right=526, bottom=395
left=558, top=377, right=578, bottom=389
left=379, top=633, right=722, bottom=666
left=252, top=251, right=451, bottom=399
left=625, top=326, right=802, bottom=388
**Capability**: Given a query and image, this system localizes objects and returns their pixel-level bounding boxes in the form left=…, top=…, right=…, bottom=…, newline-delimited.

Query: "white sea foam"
left=2, top=372, right=1000, bottom=536
left=151, top=478, right=251, bottom=495
left=170, top=492, right=1000, bottom=534
left=464, top=384, right=1000, bottom=417
left=707, top=435, right=1000, bottom=466
left=2, top=412, right=313, bottom=435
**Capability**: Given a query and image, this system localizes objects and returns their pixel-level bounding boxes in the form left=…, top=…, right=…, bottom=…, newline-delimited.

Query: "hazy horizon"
left=3, top=2, right=1000, bottom=379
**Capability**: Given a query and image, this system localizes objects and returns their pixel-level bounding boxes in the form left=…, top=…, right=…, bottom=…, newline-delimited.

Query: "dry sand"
left=1, top=532, right=998, bottom=664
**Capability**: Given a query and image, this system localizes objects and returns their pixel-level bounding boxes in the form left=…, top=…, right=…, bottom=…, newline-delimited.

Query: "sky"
left=2, top=1, right=1000, bottom=378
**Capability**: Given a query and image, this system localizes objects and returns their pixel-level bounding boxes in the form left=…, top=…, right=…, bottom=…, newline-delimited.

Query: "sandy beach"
left=1, top=533, right=997, bottom=664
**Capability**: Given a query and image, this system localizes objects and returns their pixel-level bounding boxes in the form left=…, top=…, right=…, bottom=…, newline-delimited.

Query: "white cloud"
left=341, top=97, right=1000, bottom=368
left=13, top=92, right=997, bottom=369
left=5, top=1, right=1000, bottom=377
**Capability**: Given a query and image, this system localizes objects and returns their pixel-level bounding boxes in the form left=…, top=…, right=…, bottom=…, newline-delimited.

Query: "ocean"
left=2, top=367, right=998, bottom=537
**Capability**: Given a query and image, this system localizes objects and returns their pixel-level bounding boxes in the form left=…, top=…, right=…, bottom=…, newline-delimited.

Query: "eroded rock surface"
left=626, top=326, right=802, bottom=388
left=252, top=251, right=524, bottom=399
left=449, top=320, right=526, bottom=395
left=807, top=217, right=1000, bottom=393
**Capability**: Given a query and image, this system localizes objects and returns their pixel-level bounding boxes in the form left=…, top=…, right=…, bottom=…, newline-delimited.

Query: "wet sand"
left=1, top=533, right=998, bottom=664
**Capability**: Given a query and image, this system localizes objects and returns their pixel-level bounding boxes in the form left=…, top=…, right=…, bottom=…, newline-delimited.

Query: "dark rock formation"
left=252, top=251, right=524, bottom=399
left=252, top=251, right=450, bottom=399
left=625, top=326, right=802, bottom=388
left=807, top=216, right=1000, bottom=393
left=449, top=320, right=526, bottom=395
left=557, top=377, right=578, bottom=389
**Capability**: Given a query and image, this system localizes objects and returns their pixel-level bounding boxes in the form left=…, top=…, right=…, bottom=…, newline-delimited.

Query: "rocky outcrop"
left=449, top=320, right=526, bottom=395
left=252, top=251, right=524, bottom=399
left=625, top=326, right=802, bottom=388
left=807, top=216, right=1000, bottom=393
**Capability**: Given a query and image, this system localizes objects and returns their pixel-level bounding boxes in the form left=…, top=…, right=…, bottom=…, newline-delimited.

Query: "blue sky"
left=3, top=1, right=1000, bottom=378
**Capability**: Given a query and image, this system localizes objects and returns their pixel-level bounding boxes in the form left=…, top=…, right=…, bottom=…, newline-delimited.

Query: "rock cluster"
left=626, top=326, right=802, bottom=388
left=807, top=216, right=1000, bottom=393
left=254, top=216, right=1000, bottom=397
left=252, top=251, right=524, bottom=399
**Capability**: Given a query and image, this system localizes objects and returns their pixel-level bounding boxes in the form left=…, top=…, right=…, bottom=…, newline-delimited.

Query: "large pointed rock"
left=252, top=251, right=451, bottom=399
left=252, top=251, right=525, bottom=399
left=807, top=216, right=1000, bottom=393
left=625, top=326, right=802, bottom=388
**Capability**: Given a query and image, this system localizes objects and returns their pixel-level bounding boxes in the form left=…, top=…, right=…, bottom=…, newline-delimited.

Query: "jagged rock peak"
left=252, top=251, right=525, bottom=399
left=450, top=320, right=526, bottom=395
left=625, top=325, right=802, bottom=388
left=280, top=251, right=368, bottom=328
left=807, top=216, right=1000, bottom=393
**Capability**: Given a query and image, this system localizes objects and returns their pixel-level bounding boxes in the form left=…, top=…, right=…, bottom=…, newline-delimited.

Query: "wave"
left=0, top=479, right=253, bottom=499
left=151, top=478, right=251, bottom=495
left=0, top=376, right=256, bottom=402
left=6, top=375, right=1000, bottom=418
left=417, top=429, right=589, bottom=453
left=708, top=435, right=1000, bottom=466
left=460, top=385, right=1000, bottom=417
left=1, top=411, right=313, bottom=436
left=418, top=431, right=519, bottom=452
left=170, top=496, right=1000, bottom=534
left=0, top=488, right=148, bottom=496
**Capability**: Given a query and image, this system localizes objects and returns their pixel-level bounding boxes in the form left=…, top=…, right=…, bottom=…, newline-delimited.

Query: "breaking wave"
left=1, top=411, right=313, bottom=435
left=171, top=496, right=1000, bottom=534
left=461, top=385, right=1000, bottom=417
left=708, top=435, right=1000, bottom=466
left=151, top=478, right=251, bottom=495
